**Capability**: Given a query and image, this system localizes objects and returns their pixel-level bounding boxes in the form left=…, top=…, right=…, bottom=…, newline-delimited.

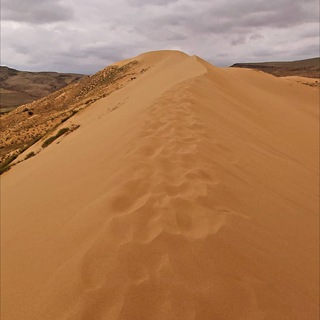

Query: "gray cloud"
left=250, top=34, right=264, bottom=40
left=295, top=44, right=320, bottom=57
left=1, top=0, right=73, bottom=24
left=127, top=0, right=178, bottom=6
left=231, top=36, right=247, bottom=46
left=1, top=0, right=319, bottom=73
left=147, top=0, right=318, bottom=34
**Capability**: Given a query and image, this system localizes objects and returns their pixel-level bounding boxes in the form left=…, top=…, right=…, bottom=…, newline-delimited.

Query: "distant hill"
left=0, top=59, right=140, bottom=164
left=230, top=57, right=320, bottom=78
left=0, top=66, right=85, bottom=113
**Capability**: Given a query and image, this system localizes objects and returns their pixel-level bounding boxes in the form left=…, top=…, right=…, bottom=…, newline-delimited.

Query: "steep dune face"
left=1, top=51, right=319, bottom=320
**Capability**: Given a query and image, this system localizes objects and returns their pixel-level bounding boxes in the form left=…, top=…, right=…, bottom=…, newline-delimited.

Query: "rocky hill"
left=230, top=57, right=320, bottom=78
left=0, top=66, right=85, bottom=113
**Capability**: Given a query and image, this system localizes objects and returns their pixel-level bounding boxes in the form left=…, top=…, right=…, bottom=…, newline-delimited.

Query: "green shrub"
left=0, top=154, right=18, bottom=167
left=61, top=110, right=78, bottom=123
left=57, top=128, right=70, bottom=136
left=19, top=137, right=41, bottom=154
left=42, top=127, right=70, bottom=148
left=0, top=165, right=11, bottom=175
left=61, top=116, right=70, bottom=123
left=42, top=136, right=56, bottom=148
left=0, top=154, right=18, bottom=175
left=25, top=152, right=35, bottom=160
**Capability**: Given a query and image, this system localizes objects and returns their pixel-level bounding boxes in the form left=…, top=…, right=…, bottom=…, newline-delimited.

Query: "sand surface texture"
left=1, top=51, right=319, bottom=320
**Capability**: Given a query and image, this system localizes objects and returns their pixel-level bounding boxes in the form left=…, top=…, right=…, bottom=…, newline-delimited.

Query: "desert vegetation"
left=25, top=151, right=35, bottom=160
left=42, top=128, right=70, bottom=148
left=0, top=154, right=18, bottom=174
left=0, top=60, right=143, bottom=164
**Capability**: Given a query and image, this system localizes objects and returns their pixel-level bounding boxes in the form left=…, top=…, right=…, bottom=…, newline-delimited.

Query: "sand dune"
left=1, top=51, right=319, bottom=320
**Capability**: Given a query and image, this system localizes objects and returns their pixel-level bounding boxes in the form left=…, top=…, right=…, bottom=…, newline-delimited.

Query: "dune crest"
left=1, top=51, right=319, bottom=320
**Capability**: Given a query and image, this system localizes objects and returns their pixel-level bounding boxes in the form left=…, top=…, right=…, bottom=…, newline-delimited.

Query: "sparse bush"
left=1, top=154, right=18, bottom=167
left=61, top=110, right=79, bottom=123
left=19, top=136, right=41, bottom=154
left=0, top=154, right=18, bottom=175
left=57, top=128, right=70, bottom=136
left=61, top=116, right=70, bottom=123
left=42, top=136, right=56, bottom=148
left=42, top=127, right=70, bottom=148
left=25, top=152, right=35, bottom=160
left=0, top=165, right=11, bottom=175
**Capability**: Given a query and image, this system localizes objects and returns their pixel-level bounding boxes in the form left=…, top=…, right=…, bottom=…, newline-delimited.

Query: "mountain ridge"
left=0, top=66, right=85, bottom=113
left=230, top=57, right=320, bottom=78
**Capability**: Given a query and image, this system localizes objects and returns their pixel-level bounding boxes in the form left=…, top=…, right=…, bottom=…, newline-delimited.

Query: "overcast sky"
left=1, top=0, right=319, bottom=74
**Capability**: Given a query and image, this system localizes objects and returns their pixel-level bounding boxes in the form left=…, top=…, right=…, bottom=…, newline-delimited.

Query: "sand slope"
left=1, top=51, right=319, bottom=320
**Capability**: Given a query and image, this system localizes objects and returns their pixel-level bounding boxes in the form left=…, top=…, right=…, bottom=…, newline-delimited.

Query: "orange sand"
left=1, top=51, right=319, bottom=320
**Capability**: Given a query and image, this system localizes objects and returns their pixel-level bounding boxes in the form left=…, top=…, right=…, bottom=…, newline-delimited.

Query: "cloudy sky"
left=1, top=0, right=319, bottom=74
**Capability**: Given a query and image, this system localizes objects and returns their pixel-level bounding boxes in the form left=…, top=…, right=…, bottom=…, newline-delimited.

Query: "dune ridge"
left=1, top=51, right=319, bottom=320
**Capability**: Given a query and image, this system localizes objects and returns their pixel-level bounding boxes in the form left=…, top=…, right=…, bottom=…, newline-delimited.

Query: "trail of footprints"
left=109, top=81, right=226, bottom=240
left=74, top=81, right=249, bottom=319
